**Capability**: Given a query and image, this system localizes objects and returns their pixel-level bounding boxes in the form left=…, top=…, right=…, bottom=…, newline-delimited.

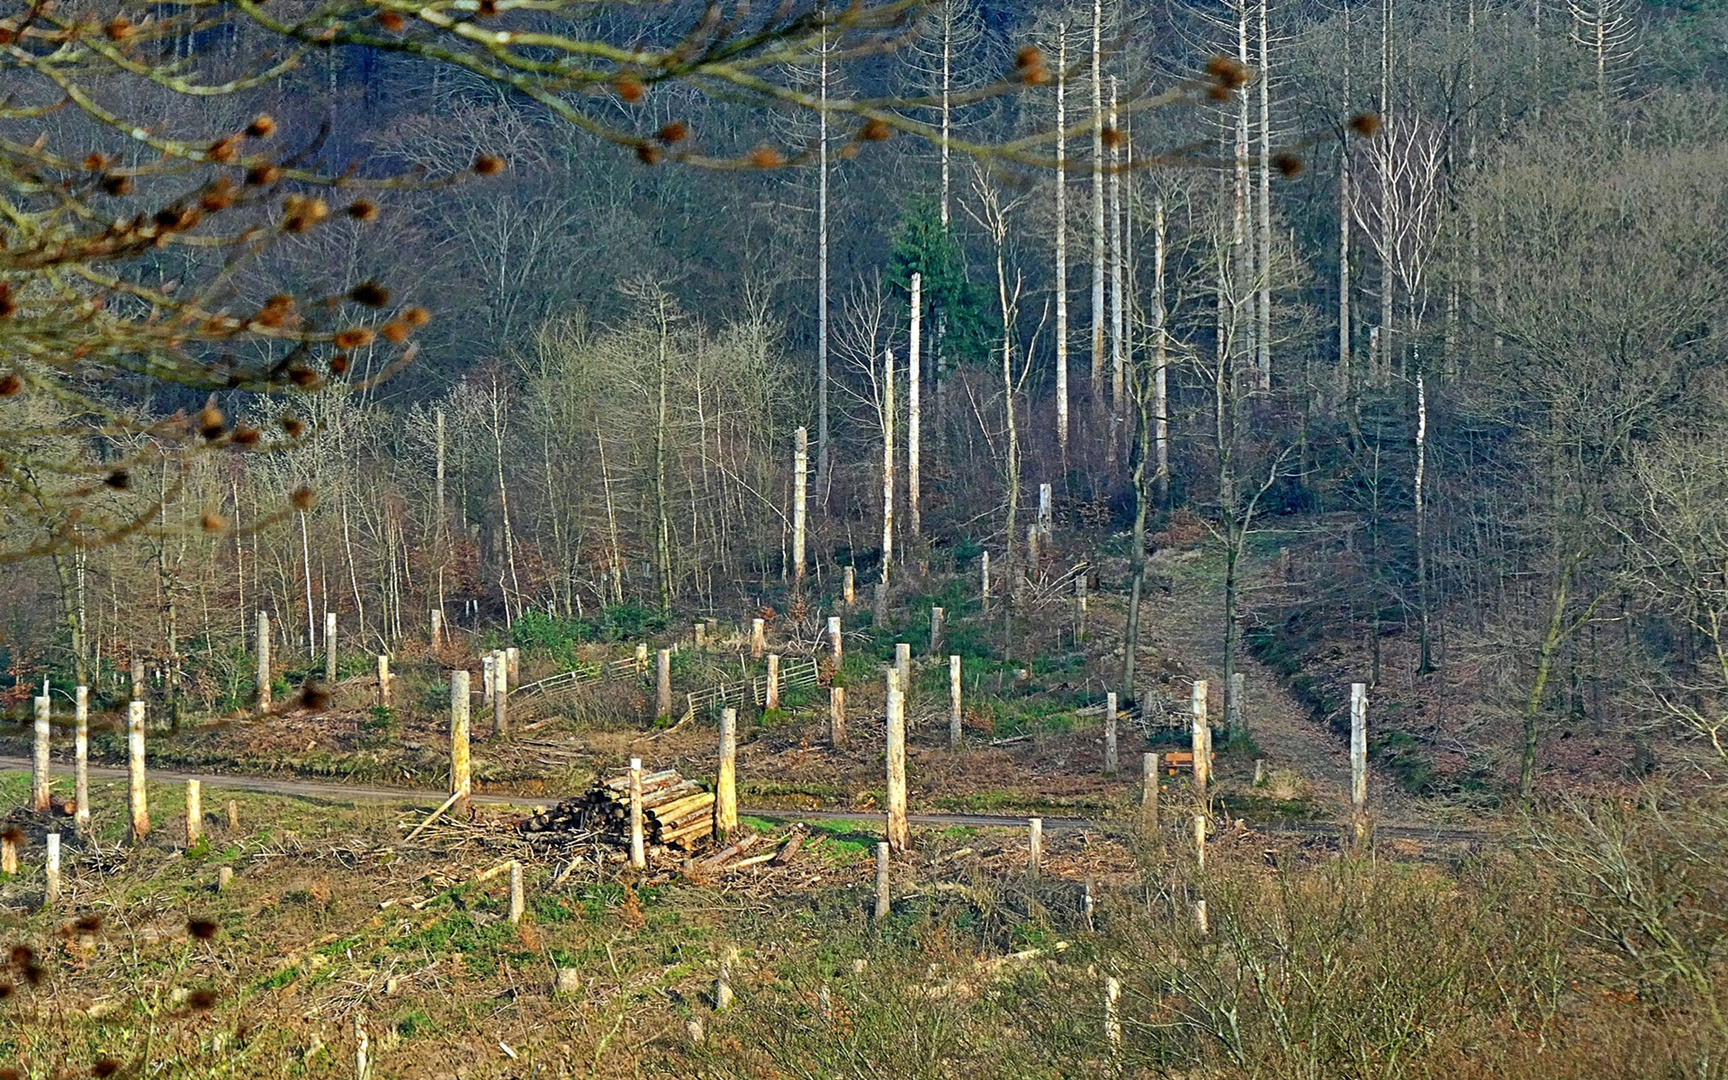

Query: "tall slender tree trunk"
left=1090, top=0, right=1106, bottom=410
left=1255, top=0, right=1273, bottom=391
left=1415, top=372, right=1434, bottom=673
left=817, top=45, right=831, bottom=495
left=654, top=302, right=673, bottom=609
left=1153, top=194, right=1170, bottom=508
left=940, top=15, right=952, bottom=228
left=909, top=272, right=922, bottom=550
left=1338, top=5, right=1352, bottom=401
left=1235, top=0, right=1256, bottom=374
left=1055, top=26, right=1069, bottom=464
left=1108, top=78, right=1125, bottom=460
left=880, top=347, right=895, bottom=583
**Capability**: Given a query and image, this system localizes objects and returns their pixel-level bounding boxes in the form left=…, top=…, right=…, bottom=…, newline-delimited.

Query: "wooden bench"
left=1161, top=751, right=1216, bottom=775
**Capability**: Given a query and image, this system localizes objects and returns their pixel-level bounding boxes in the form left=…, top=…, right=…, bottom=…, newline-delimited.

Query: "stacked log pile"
left=518, top=769, right=716, bottom=850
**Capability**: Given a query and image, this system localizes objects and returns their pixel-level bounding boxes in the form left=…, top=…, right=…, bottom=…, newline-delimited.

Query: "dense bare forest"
left=2, top=0, right=1726, bottom=1074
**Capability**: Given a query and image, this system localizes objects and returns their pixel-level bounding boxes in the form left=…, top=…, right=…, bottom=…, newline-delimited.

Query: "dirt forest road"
left=0, top=757, right=1486, bottom=846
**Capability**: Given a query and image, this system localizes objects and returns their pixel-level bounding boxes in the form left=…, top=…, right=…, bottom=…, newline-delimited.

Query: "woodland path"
left=1115, top=549, right=1421, bottom=821
left=0, top=757, right=1483, bottom=844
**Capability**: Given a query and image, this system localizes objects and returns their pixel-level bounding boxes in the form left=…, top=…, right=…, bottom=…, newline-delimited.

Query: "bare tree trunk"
left=940, top=15, right=951, bottom=227
left=880, top=346, right=895, bottom=584
left=1090, top=0, right=1106, bottom=409
left=1055, top=25, right=1069, bottom=463
left=655, top=299, right=674, bottom=608
left=817, top=44, right=831, bottom=494
left=1154, top=194, right=1170, bottom=508
left=908, top=272, right=922, bottom=550
left=793, top=426, right=808, bottom=591
left=1255, top=0, right=1273, bottom=391
left=1415, top=372, right=1433, bottom=673
left=1338, top=143, right=1353, bottom=400
left=1108, top=78, right=1125, bottom=460
left=299, top=510, right=315, bottom=654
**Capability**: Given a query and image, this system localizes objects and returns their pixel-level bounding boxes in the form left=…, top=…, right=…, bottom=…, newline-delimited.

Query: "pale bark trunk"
left=1255, top=0, right=1273, bottom=391
left=1055, top=27, right=1069, bottom=461
left=941, top=17, right=952, bottom=227
left=880, top=347, right=895, bottom=583
left=793, top=426, right=808, bottom=589
left=1108, top=78, right=1125, bottom=458
left=1415, top=373, right=1433, bottom=673
left=1338, top=144, right=1353, bottom=400
left=1154, top=195, right=1170, bottom=508
left=1090, top=0, right=1106, bottom=405
left=654, top=300, right=673, bottom=608
left=817, top=45, right=831, bottom=493
left=909, top=272, right=922, bottom=547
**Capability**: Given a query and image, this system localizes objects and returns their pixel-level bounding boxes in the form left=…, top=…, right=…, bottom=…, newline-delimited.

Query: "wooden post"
left=885, top=669, right=909, bottom=853
left=948, top=654, right=963, bottom=750
left=1193, top=813, right=1206, bottom=870
left=694, top=621, right=707, bottom=650
left=430, top=608, right=443, bottom=649
left=656, top=649, right=672, bottom=718
left=44, top=832, right=60, bottom=906
left=715, top=950, right=735, bottom=1010
left=482, top=653, right=495, bottom=706
left=505, top=647, right=519, bottom=685
left=1195, top=899, right=1209, bottom=936
left=217, top=865, right=233, bottom=891
left=980, top=551, right=991, bottom=610
left=1105, top=976, right=1122, bottom=1063
left=377, top=655, right=392, bottom=708
left=1104, top=692, right=1118, bottom=776
left=1038, top=481, right=1054, bottom=540
left=635, top=642, right=648, bottom=673
left=628, top=758, right=646, bottom=869
left=509, top=861, right=525, bottom=924
left=793, top=425, right=808, bottom=590
left=750, top=618, right=767, bottom=659
left=131, top=657, right=145, bottom=702
left=1028, top=817, right=1043, bottom=875
left=1228, top=671, right=1245, bottom=739
left=1026, top=523, right=1040, bottom=571
left=765, top=654, right=781, bottom=710
left=450, top=671, right=471, bottom=818
left=74, top=686, right=90, bottom=834
left=894, top=642, right=911, bottom=697
left=33, top=694, right=50, bottom=814
left=226, top=800, right=239, bottom=831
left=874, top=841, right=891, bottom=921
left=830, top=686, right=847, bottom=748
left=0, top=832, right=15, bottom=874
left=1254, top=759, right=1266, bottom=786
left=827, top=617, right=843, bottom=664
left=355, top=1013, right=372, bottom=1080
left=1351, top=681, right=1368, bottom=836
left=929, top=607, right=945, bottom=656
left=128, top=700, right=149, bottom=842
left=1191, top=680, right=1210, bottom=797
left=715, top=707, right=738, bottom=840
left=1141, top=753, right=1160, bottom=832
left=324, top=611, right=338, bottom=684
left=257, top=611, right=272, bottom=712
left=492, top=650, right=509, bottom=737
left=873, top=582, right=889, bottom=626
left=843, top=566, right=855, bottom=606
left=184, top=779, right=202, bottom=847
left=1074, top=575, right=1088, bottom=642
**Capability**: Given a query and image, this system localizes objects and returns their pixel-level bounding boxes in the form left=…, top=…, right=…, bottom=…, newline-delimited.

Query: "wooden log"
left=128, top=701, right=149, bottom=842
left=1141, top=753, right=1160, bottom=833
left=32, top=694, right=50, bottom=813
left=450, top=671, right=471, bottom=818
left=377, top=655, right=391, bottom=708
left=949, top=654, right=963, bottom=750
left=257, top=611, right=272, bottom=712
left=650, top=792, right=716, bottom=827
left=640, top=781, right=703, bottom=810
left=830, top=686, right=847, bottom=749
left=1104, top=692, right=1118, bottom=776
left=628, top=759, right=646, bottom=870
left=405, top=790, right=463, bottom=843
left=45, top=832, right=61, bottom=906
left=74, top=686, right=90, bottom=834
left=0, top=832, right=15, bottom=874
left=715, top=949, right=735, bottom=1010
left=185, top=779, right=202, bottom=847
left=509, top=861, right=525, bottom=924
left=874, top=841, right=890, bottom=921
left=700, top=834, right=760, bottom=869
left=227, top=800, right=239, bottom=831
left=1028, top=817, right=1043, bottom=875
left=605, top=767, right=679, bottom=791
left=492, top=650, right=509, bottom=737
left=771, top=828, right=806, bottom=865
left=715, top=707, right=738, bottom=840
left=1191, top=680, right=1210, bottom=797
left=766, top=654, right=781, bottom=710
left=885, top=669, right=909, bottom=853
left=750, top=619, right=766, bottom=660
left=656, top=649, right=672, bottom=718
